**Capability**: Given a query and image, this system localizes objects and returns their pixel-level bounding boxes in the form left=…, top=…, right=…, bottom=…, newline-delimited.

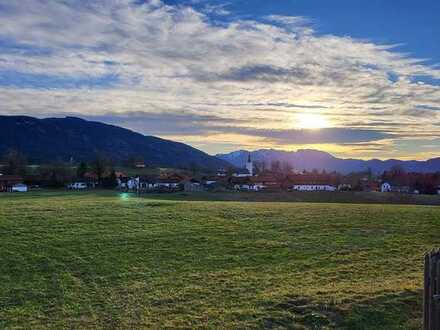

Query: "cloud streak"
left=85, top=111, right=392, bottom=145
left=0, top=0, right=439, bottom=158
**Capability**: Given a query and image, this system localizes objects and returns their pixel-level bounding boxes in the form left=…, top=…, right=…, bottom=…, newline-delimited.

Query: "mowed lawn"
left=1, top=192, right=439, bottom=329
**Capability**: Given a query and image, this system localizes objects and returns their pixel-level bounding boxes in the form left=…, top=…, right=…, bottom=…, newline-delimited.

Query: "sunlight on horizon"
left=295, top=113, right=330, bottom=129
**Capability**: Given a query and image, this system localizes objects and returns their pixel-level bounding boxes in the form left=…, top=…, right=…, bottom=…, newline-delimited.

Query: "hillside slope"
left=0, top=115, right=227, bottom=169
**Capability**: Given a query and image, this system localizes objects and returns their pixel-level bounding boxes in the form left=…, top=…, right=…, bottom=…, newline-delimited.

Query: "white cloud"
left=0, top=0, right=440, bottom=158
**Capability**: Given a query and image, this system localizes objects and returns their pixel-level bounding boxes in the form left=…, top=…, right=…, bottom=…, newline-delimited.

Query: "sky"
left=1, top=0, right=440, bottom=160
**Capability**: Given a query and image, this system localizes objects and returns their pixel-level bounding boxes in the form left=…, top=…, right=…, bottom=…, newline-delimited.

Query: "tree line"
left=0, top=150, right=118, bottom=188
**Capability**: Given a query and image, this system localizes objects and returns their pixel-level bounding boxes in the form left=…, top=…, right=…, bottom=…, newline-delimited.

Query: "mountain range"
left=0, top=116, right=228, bottom=170
left=216, top=149, right=440, bottom=174
left=2, top=115, right=439, bottom=174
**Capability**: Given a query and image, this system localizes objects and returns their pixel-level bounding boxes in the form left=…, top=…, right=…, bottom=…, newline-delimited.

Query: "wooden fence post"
left=432, top=254, right=440, bottom=330
left=425, top=252, right=431, bottom=330
left=425, top=249, right=440, bottom=330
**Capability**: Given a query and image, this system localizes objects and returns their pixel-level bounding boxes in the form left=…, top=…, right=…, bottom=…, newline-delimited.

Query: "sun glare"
left=296, top=113, right=330, bottom=129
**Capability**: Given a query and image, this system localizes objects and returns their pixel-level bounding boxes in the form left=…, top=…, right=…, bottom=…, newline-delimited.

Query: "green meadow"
left=1, top=191, right=439, bottom=329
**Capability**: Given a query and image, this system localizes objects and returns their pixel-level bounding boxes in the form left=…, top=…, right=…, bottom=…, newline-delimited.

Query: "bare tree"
left=90, top=154, right=110, bottom=184
left=189, top=162, right=199, bottom=176
left=2, top=149, right=27, bottom=176
left=390, top=165, right=405, bottom=177
left=281, top=161, right=293, bottom=174
left=271, top=160, right=281, bottom=173
left=76, top=161, right=88, bottom=179
left=253, top=161, right=263, bottom=175
left=40, top=162, right=73, bottom=187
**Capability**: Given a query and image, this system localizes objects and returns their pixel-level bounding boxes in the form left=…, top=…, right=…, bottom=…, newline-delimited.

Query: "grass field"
left=1, top=191, right=439, bottom=329
left=143, top=190, right=440, bottom=206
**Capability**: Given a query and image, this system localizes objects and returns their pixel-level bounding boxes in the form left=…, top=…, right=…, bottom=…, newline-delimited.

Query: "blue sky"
left=175, top=0, right=440, bottom=64
left=0, top=0, right=440, bottom=159
left=186, top=0, right=440, bottom=89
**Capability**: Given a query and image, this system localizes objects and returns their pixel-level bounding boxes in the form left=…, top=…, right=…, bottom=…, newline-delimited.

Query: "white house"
left=135, top=161, right=146, bottom=168
left=203, top=176, right=221, bottom=185
left=183, top=179, right=205, bottom=192
left=153, top=179, right=181, bottom=190
left=232, top=169, right=251, bottom=177
left=133, top=175, right=184, bottom=192
left=11, top=183, right=28, bottom=192
left=290, top=184, right=336, bottom=192
left=233, top=183, right=260, bottom=191
left=381, top=182, right=392, bottom=192
left=127, top=177, right=140, bottom=190
left=67, top=182, right=88, bottom=190
left=338, top=183, right=352, bottom=191
left=216, top=169, right=227, bottom=177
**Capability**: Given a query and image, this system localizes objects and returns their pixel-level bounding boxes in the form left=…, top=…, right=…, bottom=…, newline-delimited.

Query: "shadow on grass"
left=260, top=289, right=422, bottom=329
left=141, top=191, right=440, bottom=206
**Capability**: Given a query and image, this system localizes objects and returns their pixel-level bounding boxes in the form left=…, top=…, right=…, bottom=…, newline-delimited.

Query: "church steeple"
left=246, top=152, right=253, bottom=176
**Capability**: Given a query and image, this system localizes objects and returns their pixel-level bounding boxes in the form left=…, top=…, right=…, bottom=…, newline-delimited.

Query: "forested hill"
left=0, top=115, right=228, bottom=169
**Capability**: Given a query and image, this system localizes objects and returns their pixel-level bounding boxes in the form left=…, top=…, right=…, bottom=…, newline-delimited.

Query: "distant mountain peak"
left=217, top=149, right=440, bottom=174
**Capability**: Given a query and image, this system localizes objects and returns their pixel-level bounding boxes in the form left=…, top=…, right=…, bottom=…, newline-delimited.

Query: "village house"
left=67, top=182, right=88, bottom=190
left=250, top=173, right=282, bottom=191
left=230, top=176, right=258, bottom=191
left=118, top=176, right=153, bottom=191
left=154, top=179, right=181, bottom=191
left=203, top=176, right=219, bottom=185
left=286, top=174, right=337, bottom=192
left=154, top=174, right=185, bottom=191
left=391, top=185, right=411, bottom=194
left=137, top=176, right=156, bottom=191
left=381, top=182, right=412, bottom=193
left=134, top=161, right=146, bottom=168
left=216, top=168, right=227, bottom=177
left=130, top=174, right=186, bottom=192
left=82, top=172, right=99, bottom=188
left=289, top=183, right=337, bottom=192
left=115, top=171, right=127, bottom=179
left=232, top=169, right=252, bottom=177
left=381, top=182, right=392, bottom=192
left=338, top=183, right=352, bottom=191
left=117, top=177, right=128, bottom=190
left=115, top=172, right=131, bottom=190
left=362, top=181, right=379, bottom=192
left=128, top=177, right=139, bottom=190
left=201, top=175, right=226, bottom=190
left=183, top=179, right=205, bottom=192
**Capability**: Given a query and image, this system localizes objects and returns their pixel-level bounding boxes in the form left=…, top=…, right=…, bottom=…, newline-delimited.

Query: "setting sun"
left=296, top=113, right=330, bottom=129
